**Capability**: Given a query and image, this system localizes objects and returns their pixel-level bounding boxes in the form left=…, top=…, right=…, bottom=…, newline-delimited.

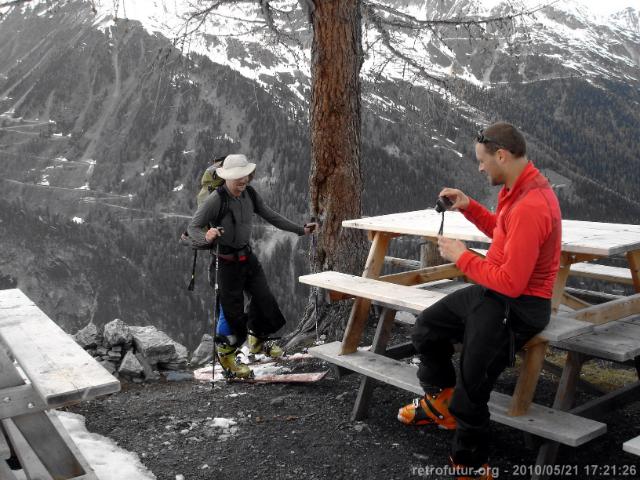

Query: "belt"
left=215, top=245, right=251, bottom=262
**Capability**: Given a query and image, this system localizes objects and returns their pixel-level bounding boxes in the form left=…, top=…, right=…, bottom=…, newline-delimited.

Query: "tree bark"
left=285, top=0, right=369, bottom=350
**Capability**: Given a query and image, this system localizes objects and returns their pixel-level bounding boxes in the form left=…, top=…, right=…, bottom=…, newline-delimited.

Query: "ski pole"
left=211, top=227, right=224, bottom=383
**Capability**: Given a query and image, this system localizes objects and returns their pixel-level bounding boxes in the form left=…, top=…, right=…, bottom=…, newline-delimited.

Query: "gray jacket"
left=188, top=185, right=305, bottom=250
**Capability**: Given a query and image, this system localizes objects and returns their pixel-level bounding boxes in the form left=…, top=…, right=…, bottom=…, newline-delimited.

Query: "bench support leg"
left=508, top=338, right=548, bottom=416
left=627, top=249, right=640, bottom=293
left=341, top=232, right=391, bottom=354
left=532, top=351, right=587, bottom=480
left=351, top=308, right=396, bottom=421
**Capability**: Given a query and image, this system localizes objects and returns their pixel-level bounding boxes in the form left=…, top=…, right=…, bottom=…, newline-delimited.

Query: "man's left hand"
left=437, top=236, right=467, bottom=263
left=304, top=222, right=318, bottom=235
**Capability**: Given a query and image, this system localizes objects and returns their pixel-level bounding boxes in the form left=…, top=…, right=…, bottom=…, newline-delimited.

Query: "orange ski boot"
left=397, top=387, right=456, bottom=430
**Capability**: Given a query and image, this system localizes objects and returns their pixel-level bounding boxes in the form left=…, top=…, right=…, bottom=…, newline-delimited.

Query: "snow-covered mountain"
left=87, top=0, right=640, bottom=95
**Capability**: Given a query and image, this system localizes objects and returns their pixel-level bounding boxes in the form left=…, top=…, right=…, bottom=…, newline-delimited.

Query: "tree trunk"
left=285, top=0, right=368, bottom=350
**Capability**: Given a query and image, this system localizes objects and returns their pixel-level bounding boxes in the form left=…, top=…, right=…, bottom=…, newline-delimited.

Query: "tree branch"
left=365, top=1, right=557, bottom=29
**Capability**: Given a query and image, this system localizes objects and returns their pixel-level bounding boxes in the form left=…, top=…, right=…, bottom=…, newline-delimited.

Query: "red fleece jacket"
left=456, top=162, right=562, bottom=299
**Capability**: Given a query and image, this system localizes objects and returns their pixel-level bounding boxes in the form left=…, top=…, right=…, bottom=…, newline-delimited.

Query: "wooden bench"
left=300, top=271, right=603, bottom=440
left=0, top=289, right=121, bottom=479
left=301, top=271, right=594, bottom=343
left=311, top=342, right=605, bottom=446
left=623, top=435, right=640, bottom=456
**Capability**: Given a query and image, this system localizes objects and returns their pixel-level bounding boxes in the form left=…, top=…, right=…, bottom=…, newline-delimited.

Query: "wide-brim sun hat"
left=217, top=154, right=256, bottom=180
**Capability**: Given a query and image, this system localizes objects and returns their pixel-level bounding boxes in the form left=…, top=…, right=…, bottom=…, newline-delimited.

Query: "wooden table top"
left=343, top=209, right=640, bottom=257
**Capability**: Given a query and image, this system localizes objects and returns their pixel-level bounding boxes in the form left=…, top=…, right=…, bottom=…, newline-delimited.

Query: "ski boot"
left=397, top=387, right=457, bottom=430
left=247, top=331, right=284, bottom=358
left=216, top=341, right=253, bottom=379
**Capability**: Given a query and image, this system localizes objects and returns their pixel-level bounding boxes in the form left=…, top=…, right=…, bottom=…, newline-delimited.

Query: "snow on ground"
left=12, top=411, right=158, bottom=480
left=72, top=216, right=85, bottom=224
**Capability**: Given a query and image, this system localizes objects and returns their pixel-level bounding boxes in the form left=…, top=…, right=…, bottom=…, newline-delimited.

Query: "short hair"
left=476, top=122, right=526, bottom=157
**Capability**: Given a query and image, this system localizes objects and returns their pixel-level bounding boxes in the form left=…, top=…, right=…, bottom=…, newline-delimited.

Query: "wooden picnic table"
left=302, top=208, right=640, bottom=474
left=0, top=289, right=121, bottom=479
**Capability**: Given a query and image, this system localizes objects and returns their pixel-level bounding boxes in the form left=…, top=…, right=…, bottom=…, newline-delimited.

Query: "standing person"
left=397, top=123, right=562, bottom=480
left=188, top=154, right=316, bottom=378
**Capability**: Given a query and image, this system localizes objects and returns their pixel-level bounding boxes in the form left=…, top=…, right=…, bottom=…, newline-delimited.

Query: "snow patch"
left=72, top=217, right=85, bottom=224
left=172, top=184, right=184, bottom=192
left=54, top=411, right=156, bottom=479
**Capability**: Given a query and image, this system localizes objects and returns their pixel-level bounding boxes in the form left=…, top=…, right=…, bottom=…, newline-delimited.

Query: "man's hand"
left=304, top=222, right=318, bottom=235
left=439, top=188, right=470, bottom=211
left=438, top=236, right=468, bottom=263
left=205, top=227, right=223, bottom=243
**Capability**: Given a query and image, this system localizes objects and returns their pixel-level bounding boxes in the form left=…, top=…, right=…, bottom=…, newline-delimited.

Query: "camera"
left=435, top=196, right=453, bottom=213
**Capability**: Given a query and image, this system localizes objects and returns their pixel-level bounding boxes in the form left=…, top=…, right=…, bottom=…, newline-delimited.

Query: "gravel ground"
left=66, top=350, right=640, bottom=480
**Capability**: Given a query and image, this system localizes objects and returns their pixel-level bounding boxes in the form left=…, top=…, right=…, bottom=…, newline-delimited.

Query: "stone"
left=165, top=371, right=194, bottom=382
left=100, top=360, right=117, bottom=374
left=96, top=346, right=108, bottom=356
left=118, top=351, right=144, bottom=378
left=190, top=334, right=213, bottom=366
left=103, top=319, right=132, bottom=347
left=395, top=311, right=416, bottom=324
left=160, top=361, right=188, bottom=371
left=270, top=396, right=287, bottom=407
left=135, top=352, right=161, bottom=381
left=108, top=351, right=122, bottom=360
left=73, top=322, right=98, bottom=349
left=130, top=326, right=177, bottom=365
left=111, top=345, right=123, bottom=352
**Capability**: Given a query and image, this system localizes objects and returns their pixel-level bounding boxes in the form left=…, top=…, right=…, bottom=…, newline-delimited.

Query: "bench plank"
left=570, top=263, right=633, bottom=285
left=552, top=320, right=640, bottom=362
left=301, top=272, right=594, bottom=342
left=0, top=289, right=120, bottom=406
left=0, top=423, right=9, bottom=460
left=623, top=435, right=640, bottom=456
left=300, top=271, right=447, bottom=315
left=310, top=342, right=606, bottom=446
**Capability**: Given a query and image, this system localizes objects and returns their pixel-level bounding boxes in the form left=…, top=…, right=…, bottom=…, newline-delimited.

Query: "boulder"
left=135, top=352, right=161, bottom=381
left=103, top=319, right=132, bottom=347
left=190, top=334, right=213, bottom=366
left=99, top=360, right=117, bottom=374
left=130, top=326, right=176, bottom=364
left=73, top=322, right=98, bottom=349
left=190, top=340, right=212, bottom=366
left=118, top=351, right=144, bottom=378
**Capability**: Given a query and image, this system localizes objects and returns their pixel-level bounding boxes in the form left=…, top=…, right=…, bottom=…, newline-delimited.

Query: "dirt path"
left=67, top=357, right=640, bottom=480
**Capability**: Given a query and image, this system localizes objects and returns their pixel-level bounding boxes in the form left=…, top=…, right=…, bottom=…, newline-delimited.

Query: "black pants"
left=210, top=253, right=286, bottom=343
left=411, top=284, right=550, bottom=468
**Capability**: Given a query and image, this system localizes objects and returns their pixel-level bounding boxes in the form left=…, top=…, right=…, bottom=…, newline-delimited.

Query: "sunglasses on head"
left=476, top=129, right=511, bottom=152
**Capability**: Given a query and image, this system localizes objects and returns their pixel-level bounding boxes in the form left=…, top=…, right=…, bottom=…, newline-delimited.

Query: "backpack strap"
left=213, top=186, right=230, bottom=227
left=245, top=185, right=258, bottom=213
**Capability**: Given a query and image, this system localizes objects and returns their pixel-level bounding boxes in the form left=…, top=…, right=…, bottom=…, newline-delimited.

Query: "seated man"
left=188, top=154, right=315, bottom=378
left=397, top=122, right=562, bottom=479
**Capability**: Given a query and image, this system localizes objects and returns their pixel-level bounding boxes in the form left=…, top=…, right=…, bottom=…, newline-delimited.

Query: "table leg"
left=532, top=351, right=587, bottom=480
left=626, top=249, right=640, bottom=293
left=508, top=337, right=548, bottom=416
left=351, top=308, right=396, bottom=421
left=341, top=231, right=391, bottom=354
